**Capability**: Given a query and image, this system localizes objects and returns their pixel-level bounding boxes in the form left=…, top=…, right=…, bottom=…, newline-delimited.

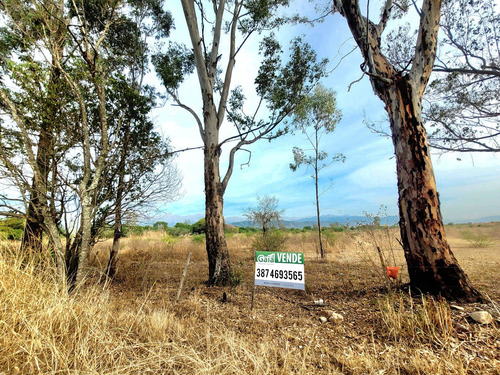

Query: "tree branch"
left=409, top=0, right=442, bottom=98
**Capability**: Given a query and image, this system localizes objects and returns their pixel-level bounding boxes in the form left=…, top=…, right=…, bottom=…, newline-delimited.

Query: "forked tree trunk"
left=204, top=141, right=232, bottom=286
left=383, top=76, right=482, bottom=301
left=105, top=126, right=129, bottom=279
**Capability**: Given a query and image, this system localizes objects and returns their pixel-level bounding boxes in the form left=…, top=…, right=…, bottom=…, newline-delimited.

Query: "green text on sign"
left=255, top=251, right=304, bottom=265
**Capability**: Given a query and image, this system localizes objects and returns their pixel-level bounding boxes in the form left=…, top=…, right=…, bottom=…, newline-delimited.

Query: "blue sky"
left=151, top=1, right=500, bottom=223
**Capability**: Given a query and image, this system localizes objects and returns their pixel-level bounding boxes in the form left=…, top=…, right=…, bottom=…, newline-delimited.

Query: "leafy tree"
left=192, top=218, right=206, bottom=234
left=332, top=0, right=481, bottom=301
left=0, top=0, right=180, bottom=286
left=289, top=84, right=344, bottom=258
left=243, top=195, right=284, bottom=235
left=153, top=221, right=169, bottom=230
left=154, top=0, right=327, bottom=285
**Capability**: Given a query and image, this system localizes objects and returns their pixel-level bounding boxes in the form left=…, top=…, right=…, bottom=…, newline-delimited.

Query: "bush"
left=0, top=218, right=24, bottom=240
left=252, top=230, right=287, bottom=252
left=461, top=231, right=492, bottom=248
left=123, top=225, right=147, bottom=236
left=192, top=218, right=206, bottom=234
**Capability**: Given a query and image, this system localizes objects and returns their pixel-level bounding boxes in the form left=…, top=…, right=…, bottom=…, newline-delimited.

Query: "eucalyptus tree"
left=0, top=0, right=77, bottom=280
left=154, top=0, right=327, bottom=285
left=289, top=84, right=343, bottom=259
left=332, top=0, right=482, bottom=301
left=0, top=0, right=178, bottom=286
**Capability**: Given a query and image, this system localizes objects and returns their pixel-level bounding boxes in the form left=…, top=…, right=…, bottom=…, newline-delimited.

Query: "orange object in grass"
left=385, top=266, right=400, bottom=279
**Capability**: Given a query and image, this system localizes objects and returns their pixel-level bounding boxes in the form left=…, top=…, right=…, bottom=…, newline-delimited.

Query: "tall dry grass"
left=0, top=240, right=307, bottom=374
left=1, top=224, right=499, bottom=374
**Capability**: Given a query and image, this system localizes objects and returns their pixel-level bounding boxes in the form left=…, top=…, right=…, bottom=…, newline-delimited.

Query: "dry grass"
left=1, top=223, right=499, bottom=374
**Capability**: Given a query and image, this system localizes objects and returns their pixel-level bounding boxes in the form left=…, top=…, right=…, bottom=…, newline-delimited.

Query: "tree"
left=0, top=0, right=74, bottom=281
left=244, top=195, right=284, bottom=235
left=289, top=83, right=344, bottom=259
left=332, top=0, right=482, bottom=301
left=154, top=0, right=327, bottom=285
left=0, top=0, right=179, bottom=286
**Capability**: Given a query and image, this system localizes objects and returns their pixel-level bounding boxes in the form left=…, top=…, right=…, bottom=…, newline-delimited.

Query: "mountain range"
left=157, top=213, right=500, bottom=229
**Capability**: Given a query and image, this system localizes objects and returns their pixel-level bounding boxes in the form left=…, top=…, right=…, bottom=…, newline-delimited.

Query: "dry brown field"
left=1, top=222, right=499, bottom=374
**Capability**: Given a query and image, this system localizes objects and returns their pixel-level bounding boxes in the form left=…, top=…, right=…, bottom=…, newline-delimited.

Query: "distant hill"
left=227, top=214, right=399, bottom=229
left=157, top=213, right=498, bottom=229
left=447, top=216, right=500, bottom=224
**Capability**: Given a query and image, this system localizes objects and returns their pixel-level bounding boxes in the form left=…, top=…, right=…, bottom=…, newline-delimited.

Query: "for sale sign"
left=254, top=251, right=305, bottom=290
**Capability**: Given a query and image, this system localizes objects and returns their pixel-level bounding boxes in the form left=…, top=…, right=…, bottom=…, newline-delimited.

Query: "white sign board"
left=254, top=251, right=305, bottom=290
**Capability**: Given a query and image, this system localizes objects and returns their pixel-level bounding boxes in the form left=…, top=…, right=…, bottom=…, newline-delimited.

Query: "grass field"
left=1, top=223, right=499, bottom=374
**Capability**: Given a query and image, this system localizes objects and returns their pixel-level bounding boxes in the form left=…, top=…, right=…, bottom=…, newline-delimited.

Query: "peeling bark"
left=204, top=117, right=232, bottom=285
left=384, top=76, right=481, bottom=301
left=334, top=0, right=481, bottom=301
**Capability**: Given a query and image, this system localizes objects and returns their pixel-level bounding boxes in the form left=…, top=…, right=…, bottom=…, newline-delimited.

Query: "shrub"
left=0, top=218, right=24, bottom=240
left=192, top=218, right=206, bottom=234
left=251, top=229, right=287, bottom=252
left=461, top=231, right=492, bottom=248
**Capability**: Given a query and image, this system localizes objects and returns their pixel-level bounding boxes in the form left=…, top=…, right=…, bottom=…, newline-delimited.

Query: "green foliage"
left=153, top=221, right=169, bottom=231
left=252, top=229, right=287, bottom=252
left=229, top=269, right=244, bottom=286
left=161, top=234, right=178, bottom=246
left=290, top=84, right=344, bottom=173
left=192, top=218, right=206, bottom=234
left=159, top=222, right=192, bottom=237
left=327, top=224, right=345, bottom=232
left=0, top=218, right=24, bottom=240
left=122, top=225, right=151, bottom=236
left=152, top=43, right=195, bottom=91
left=100, top=228, right=115, bottom=239
left=256, top=36, right=327, bottom=116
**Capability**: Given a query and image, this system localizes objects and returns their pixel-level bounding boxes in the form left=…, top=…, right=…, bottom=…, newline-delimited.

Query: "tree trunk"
left=382, top=76, right=481, bottom=301
left=106, top=174, right=124, bottom=278
left=204, top=141, right=232, bottom=286
left=21, top=198, right=44, bottom=253
left=106, top=204, right=122, bottom=278
left=314, top=132, right=324, bottom=259
left=74, top=195, right=92, bottom=286
left=315, top=177, right=324, bottom=259
left=333, top=0, right=481, bottom=302
left=21, top=62, right=59, bottom=254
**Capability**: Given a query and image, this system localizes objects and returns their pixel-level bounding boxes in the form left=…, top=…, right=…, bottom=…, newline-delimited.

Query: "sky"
left=149, top=0, right=500, bottom=224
